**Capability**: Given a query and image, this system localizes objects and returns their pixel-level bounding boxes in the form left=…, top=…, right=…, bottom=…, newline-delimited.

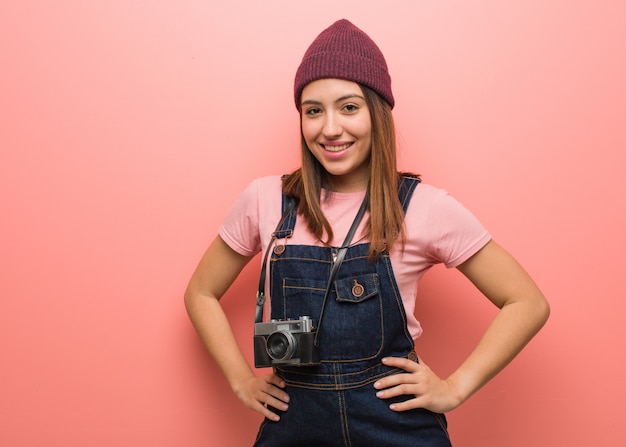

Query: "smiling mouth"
left=321, top=143, right=352, bottom=152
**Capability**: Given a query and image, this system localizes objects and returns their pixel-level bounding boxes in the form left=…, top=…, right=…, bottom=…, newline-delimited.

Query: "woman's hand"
left=375, top=241, right=549, bottom=414
left=186, top=237, right=291, bottom=421
left=233, top=372, right=290, bottom=422
left=373, top=357, right=462, bottom=414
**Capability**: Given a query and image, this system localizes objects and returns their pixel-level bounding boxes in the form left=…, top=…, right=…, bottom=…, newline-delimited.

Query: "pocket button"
left=351, top=280, right=365, bottom=297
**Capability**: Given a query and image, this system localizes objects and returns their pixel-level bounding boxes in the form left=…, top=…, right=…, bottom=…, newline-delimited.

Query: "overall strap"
left=274, top=174, right=298, bottom=239
left=313, top=195, right=368, bottom=347
left=273, top=195, right=298, bottom=239
left=398, top=175, right=420, bottom=214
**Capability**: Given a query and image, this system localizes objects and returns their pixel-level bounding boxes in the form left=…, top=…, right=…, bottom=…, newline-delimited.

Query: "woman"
left=185, top=19, right=549, bottom=446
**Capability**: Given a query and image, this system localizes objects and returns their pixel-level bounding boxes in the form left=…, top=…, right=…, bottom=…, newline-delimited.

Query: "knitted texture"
left=294, top=19, right=394, bottom=109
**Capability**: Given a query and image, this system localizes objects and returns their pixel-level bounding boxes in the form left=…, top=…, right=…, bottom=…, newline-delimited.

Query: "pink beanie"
left=294, top=19, right=394, bottom=109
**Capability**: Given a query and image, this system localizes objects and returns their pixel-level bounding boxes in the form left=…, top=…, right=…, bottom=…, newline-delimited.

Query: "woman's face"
left=300, top=78, right=372, bottom=192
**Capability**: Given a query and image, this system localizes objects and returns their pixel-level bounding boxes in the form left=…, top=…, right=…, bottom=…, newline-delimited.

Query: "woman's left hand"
left=374, top=241, right=549, bottom=415
left=373, top=356, right=462, bottom=414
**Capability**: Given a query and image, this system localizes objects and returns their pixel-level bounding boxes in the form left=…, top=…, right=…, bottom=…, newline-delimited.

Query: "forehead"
left=301, top=79, right=364, bottom=101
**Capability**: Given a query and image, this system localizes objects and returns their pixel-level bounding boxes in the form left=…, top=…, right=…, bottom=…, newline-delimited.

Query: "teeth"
left=323, top=143, right=351, bottom=152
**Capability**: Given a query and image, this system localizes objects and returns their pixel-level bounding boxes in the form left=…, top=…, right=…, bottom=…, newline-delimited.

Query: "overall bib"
left=254, top=177, right=452, bottom=447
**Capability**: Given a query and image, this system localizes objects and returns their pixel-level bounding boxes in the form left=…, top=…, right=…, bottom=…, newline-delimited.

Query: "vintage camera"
left=254, top=316, right=320, bottom=367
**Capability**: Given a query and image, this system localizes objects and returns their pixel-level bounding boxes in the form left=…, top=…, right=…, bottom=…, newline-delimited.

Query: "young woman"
left=185, top=19, right=549, bottom=446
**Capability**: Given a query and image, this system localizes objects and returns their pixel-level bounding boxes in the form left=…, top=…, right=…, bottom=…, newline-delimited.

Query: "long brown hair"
left=282, top=84, right=417, bottom=261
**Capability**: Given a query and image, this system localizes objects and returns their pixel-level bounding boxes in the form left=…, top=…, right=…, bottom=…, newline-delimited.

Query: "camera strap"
left=255, top=199, right=298, bottom=324
left=313, top=194, right=369, bottom=347
left=255, top=194, right=369, bottom=330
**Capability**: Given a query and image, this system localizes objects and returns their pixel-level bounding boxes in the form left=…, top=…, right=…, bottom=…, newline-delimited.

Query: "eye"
left=304, top=107, right=322, bottom=116
left=342, top=104, right=359, bottom=113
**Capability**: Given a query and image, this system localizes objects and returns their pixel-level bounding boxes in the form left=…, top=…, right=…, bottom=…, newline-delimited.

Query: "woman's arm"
left=184, top=236, right=290, bottom=421
left=374, top=240, right=550, bottom=412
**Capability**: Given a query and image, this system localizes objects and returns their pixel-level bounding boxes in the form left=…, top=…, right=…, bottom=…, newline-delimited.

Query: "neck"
left=326, top=174, right=369, bottom=193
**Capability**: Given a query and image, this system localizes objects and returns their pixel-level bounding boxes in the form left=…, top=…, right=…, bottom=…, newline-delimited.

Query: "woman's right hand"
left=185, top=237, right=290, bottom=421
left=234, top=372, right=290, bottom=422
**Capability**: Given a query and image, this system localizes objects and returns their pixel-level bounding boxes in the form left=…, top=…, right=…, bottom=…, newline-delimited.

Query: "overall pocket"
left=280, top=273, right=383, bottom=361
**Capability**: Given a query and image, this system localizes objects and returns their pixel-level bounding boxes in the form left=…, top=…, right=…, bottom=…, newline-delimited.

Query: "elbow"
left=183, top=285, right=197, bottom=316
left=539, top=296, right=551, bottom=326
left=184, top=284, right=219, bottom=319
left=531, top=292, right=551, bottom=333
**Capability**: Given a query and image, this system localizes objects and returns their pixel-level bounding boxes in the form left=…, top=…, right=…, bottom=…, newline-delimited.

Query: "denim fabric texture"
left=254, top=177, right=452, bottom=447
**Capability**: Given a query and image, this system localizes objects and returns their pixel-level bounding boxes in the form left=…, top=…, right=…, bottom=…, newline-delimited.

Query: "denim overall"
left=254, top=177, right=452, bottom=447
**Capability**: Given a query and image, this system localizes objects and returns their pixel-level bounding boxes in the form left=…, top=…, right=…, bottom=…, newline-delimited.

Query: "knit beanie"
left=294, top=19, right=394, bottom=109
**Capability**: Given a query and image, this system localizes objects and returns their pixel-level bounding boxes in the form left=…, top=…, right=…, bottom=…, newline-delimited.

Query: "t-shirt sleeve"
left=426, top=189, right=491, bottom=268
left=218, top=180, right=262, bottom=257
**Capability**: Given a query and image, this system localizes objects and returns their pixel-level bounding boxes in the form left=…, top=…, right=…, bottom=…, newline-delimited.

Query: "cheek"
left=300, top=121, right=317, bottom=144
left=363, top=121, right=372, bottom=139
left=353, top=116, right=372, bottom=139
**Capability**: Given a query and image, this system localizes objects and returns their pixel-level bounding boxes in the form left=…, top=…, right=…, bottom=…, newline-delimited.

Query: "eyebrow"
left=301, top=93, right=365, bottom=106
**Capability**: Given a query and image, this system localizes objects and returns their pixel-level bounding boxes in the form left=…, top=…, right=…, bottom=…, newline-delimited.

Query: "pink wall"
left=2, top=1, right=625, bottom=445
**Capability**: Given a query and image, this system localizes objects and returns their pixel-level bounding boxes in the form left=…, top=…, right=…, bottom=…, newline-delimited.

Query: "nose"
left=322, top=112, right=342, bottom=138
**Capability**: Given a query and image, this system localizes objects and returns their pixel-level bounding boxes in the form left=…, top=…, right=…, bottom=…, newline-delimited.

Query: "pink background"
left=2, top=1, right=625, bottom=445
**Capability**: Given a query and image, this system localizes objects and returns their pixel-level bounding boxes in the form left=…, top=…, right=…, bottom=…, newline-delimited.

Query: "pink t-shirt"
left=219, top=175, right=491, bottom=340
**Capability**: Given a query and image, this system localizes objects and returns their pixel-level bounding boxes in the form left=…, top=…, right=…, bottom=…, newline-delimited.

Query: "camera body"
left=254, top=316, right=321, bottom=367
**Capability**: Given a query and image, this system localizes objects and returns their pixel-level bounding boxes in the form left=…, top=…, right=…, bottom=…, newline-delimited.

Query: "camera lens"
left=266, top=331, right=297, bottom=361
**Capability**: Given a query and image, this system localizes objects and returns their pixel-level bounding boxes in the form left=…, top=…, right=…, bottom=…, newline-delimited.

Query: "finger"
left=267, top=388, right=290, bottom=405
left=381, top=356, right=420, bottom=372
left=263, top=393, right=290, bottom=412
left=373, top=371, right=409, bottom=390
left=261, top=378, right=290, bottom=404
left=251, top=386, right=289, bottom=421
left=376, top=380, right=421, bottom=400
left=388, top=396, right=427, bottom=412
left=265, top=373, right=287, bottom=389
left=374, top=365, right=422, bottom=392
left=253, top=400, right=283, bottom=422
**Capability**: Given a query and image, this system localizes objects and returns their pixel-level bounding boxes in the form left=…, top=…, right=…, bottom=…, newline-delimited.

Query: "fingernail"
left=373, top=381, right=380, bottom=388
left=376, top=391, right=383, bottom=398
left=389, top=404, right=397, bottom=411
left=381, top=357, right=389, bottom=363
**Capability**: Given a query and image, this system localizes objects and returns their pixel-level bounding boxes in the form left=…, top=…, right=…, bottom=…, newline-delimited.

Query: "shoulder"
left=402, top=182, right=454, bottom=236
left=404, top=182, right=491, bottom=266
left=412, top=182, right=443, bottom=199
left=407, top=182, right=452, bottom=214
left=232, top=175, right=284, bottom=207
left=219, top=175, right=285, bottom=256
left=410, top=183, right=473, bottom=215
left=246, top=174, right=284, bottom=195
